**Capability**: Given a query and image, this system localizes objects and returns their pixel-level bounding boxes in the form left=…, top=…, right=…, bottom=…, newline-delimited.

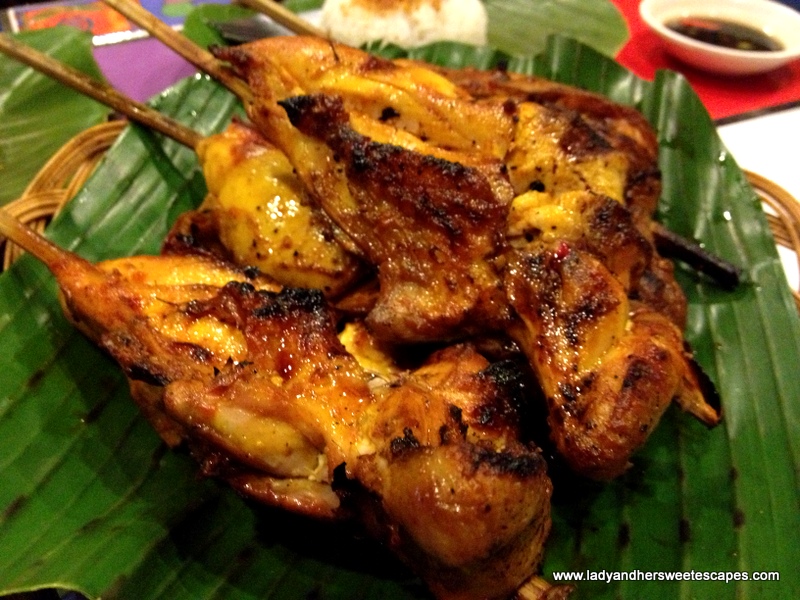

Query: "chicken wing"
left=438, top=65, right=687, bottom=325
left=504, top=243, right=717, bottom=479
left=1, top=207, right=552, bottom=600
left=354, top=346, right=551, bottom=600
left=55, top=250, right=280, bottom=446
left=278, top=92, right=514, bottom=342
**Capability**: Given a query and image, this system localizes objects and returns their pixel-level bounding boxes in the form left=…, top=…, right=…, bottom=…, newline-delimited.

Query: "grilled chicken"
left=434, top=66, right=661, bottom=214
left=214, top=36, right=685, bottom=328
left=213, top=36, right=720, bottom=480
left=54, top=250, right=281, bottom=446
left=215, top=38, right=517, bottom=342
left=5, top=208, right=551, bottom=600
left=437, top=66, right=688, bottom=326
left=353, top=344, right=551, bottom=600
left=504, top=243, right=716, bottom=479
left=0, top=30, right=729, bottom=600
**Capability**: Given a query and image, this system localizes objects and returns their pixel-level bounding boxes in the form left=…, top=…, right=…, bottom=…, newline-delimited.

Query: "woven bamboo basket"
left=1, top=120, right=800, bottom=313
left=1, top=120, right=126, bottom=270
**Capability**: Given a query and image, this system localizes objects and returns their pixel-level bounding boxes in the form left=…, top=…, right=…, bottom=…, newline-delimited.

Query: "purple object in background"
left=93, top=36, right=197, bottom=102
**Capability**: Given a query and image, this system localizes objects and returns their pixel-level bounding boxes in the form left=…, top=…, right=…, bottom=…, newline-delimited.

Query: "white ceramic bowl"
left=640, top=0, right=800, bottom=75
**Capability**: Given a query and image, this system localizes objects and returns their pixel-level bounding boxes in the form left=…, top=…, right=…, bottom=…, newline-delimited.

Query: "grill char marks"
left=354, top=343, right=552, bottom=600
left=279, top=93, right=513, bottom=343
left=505, top=244, right=714, bottom=480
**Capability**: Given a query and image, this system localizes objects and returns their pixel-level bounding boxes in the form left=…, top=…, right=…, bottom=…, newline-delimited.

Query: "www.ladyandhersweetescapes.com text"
left=551, top=570, right=781, bottom=584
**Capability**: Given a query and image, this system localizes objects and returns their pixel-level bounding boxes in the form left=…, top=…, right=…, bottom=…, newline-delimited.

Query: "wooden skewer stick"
left=0, top=33, right=202, bottom=149
left=514, top=575, right=573, bottom=600
left=101, top=0, right=252, bottom=102
left=237, top=0, right=328, bottom=38
left=0, top=208, right=69, bottom=270
left=101, top=0, right=325, bottom=102
left=652, top=222, right=742, bottom=290
left=102, top=0, right=250, bottom=101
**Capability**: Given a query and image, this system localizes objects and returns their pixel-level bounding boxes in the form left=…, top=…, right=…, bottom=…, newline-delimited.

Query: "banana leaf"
left=196, top=0, right=628, bottom=57
left=482, top=0, right=628, bottom=57
left=0, top=27, right=110, bottom=206
left=1, top=34, right=799, bottom=600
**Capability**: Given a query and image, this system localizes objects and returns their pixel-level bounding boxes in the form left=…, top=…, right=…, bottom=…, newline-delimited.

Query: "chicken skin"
left=166, top=119, right=364, bottom=297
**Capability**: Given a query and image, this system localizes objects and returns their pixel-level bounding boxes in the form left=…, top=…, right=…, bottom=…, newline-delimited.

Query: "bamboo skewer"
left=514, top=575, right=574, bottom=600
left=0, top=33, right=202, bottom=149
left=651, top=222, right=742, bottom=290
left=0, top=208, right=70, bottom=270
left=100, top=0, right=331, bottom=108
left=101, top=0, right=252, bottom=102
left=100, top=0, right=324, bottom=103
left=236, top=0, right=328, bottom=38
left=102, top=0, right=252, bottom=104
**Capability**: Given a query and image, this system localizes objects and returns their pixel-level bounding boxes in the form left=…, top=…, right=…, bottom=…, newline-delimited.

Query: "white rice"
left=320, top=0, right=488, bottom=49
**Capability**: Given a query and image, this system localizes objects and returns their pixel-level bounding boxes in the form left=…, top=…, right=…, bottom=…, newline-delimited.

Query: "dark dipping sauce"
left=666, top=17, right=784, bottom=52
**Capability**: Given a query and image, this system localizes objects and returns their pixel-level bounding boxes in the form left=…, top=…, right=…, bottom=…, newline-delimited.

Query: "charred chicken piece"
left=56, top=251, right=281, bottom=446
left=435, top=66, right=661, bottom=220
left=154, top=280, right=552, bottom=600
left=354, top=344, right=551, bottom=600
left=215, top=38, right=517, bottom=343
left=161, top=283, right=365, bottom=518
left=3, top=209, right=552, bottom=600
left=504, top=243, right=719, bottom=479
left=438, top=66, right=689, bottom=325
left=134, top=285, right=553, bottom=600
left=507, top=187, right=686, bottom=328
left=507, top=190, right=651, bottom=296
left=277, top=93, right=514, bottom=342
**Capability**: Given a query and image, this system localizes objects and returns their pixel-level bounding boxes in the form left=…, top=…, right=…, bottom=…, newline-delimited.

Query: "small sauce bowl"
left=640, top=0, right=800, bottom=75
